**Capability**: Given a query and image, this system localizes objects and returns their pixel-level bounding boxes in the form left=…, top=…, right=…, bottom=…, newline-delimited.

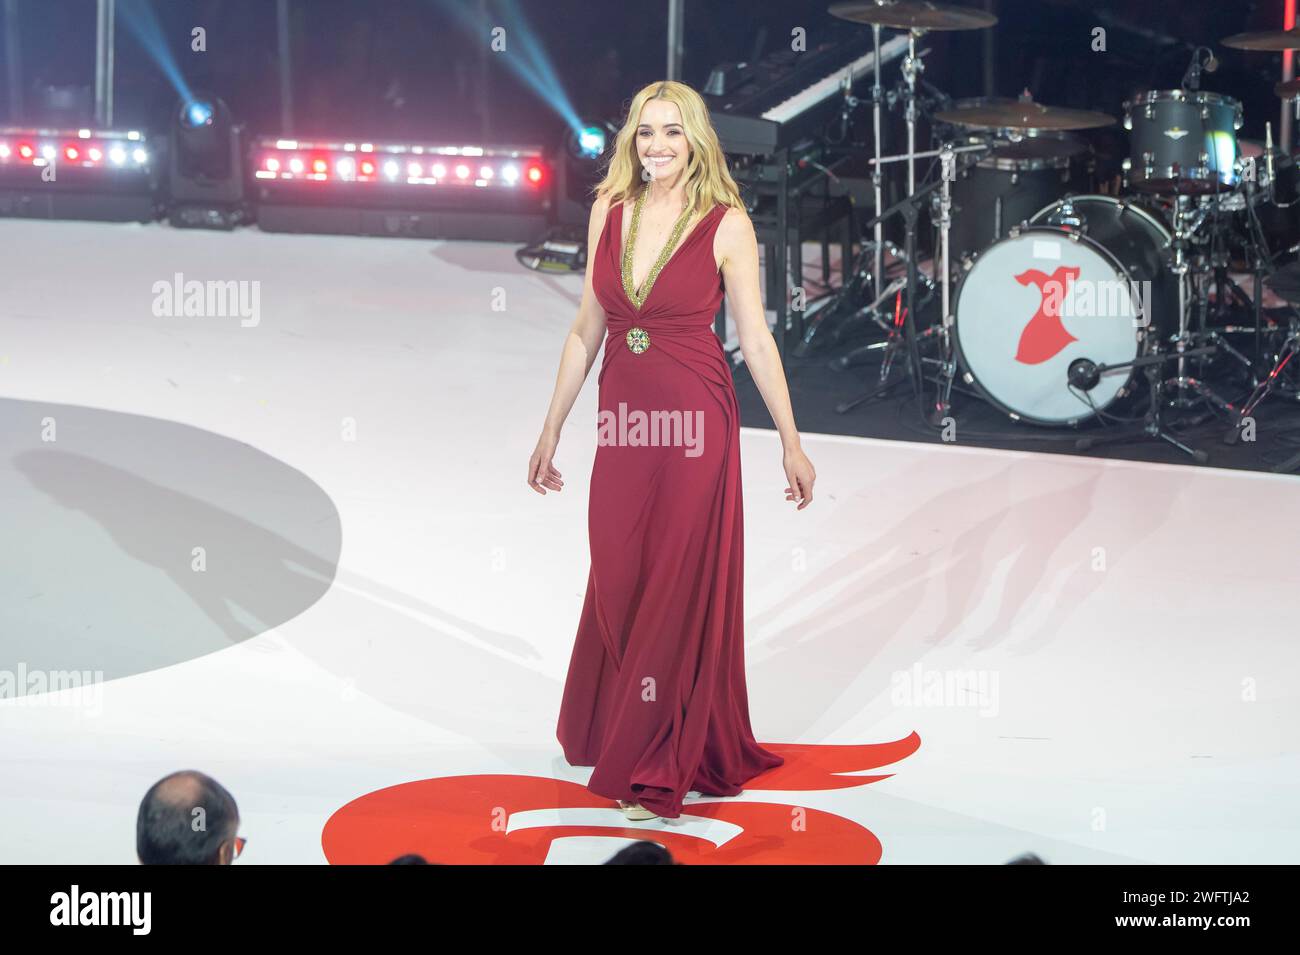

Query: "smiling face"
left=635, top=97, right=692, bottom=184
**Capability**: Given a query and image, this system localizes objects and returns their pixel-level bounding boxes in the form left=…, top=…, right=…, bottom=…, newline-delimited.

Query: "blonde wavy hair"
left=593, top=80, right=745, bottom=221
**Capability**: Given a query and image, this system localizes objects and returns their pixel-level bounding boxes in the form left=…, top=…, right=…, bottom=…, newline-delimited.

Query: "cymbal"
left=829, top=1, right=997, bottom=31
left=935, top=99, right=1116, bottom=131
left=1222, top=28, right=1300, bottom=51
left=1277, top=79, right=1300, bottom=98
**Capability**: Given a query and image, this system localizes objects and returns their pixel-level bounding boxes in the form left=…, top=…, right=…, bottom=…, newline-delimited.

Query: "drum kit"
left=814, top=1, right=1300, bottom=467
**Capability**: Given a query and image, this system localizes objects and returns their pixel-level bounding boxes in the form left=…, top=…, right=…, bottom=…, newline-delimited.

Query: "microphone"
left=1067, top=358, right=1100, bottom=392
left=1182, top=46, right=1216, bottom=91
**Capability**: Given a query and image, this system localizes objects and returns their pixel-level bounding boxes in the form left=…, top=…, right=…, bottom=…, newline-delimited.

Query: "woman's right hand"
left=527, top=431, right=564, bottom=495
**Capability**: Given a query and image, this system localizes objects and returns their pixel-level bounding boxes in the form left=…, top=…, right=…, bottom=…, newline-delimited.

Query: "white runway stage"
left=1, top=218, right=1297, bottom=864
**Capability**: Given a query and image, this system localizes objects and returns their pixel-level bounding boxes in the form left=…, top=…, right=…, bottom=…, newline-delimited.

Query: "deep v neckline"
left=616, top=197, right=715, bottom=312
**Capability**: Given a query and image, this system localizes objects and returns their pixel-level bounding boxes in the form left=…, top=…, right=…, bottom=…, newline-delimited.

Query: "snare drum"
left=1122, top=89, right=1242, bottom=194
left=952, top=195, right=1180, bottom=426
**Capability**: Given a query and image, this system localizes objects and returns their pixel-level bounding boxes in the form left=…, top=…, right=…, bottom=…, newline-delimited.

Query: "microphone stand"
left=1072, top=346, right=1227, bottom=462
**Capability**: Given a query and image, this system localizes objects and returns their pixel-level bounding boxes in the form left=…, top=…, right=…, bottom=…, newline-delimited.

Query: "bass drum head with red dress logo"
left=952, top=227, right=1146, bottom=426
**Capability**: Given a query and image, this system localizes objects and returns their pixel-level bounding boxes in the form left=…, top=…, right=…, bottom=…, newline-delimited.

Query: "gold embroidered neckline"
left=621, top=188, right=695, bottom=310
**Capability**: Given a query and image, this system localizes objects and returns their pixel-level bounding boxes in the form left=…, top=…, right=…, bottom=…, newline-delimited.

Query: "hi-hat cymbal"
left=1222, top=28, right=1300, bottom=51
left=829, top=1, right=997, bottom=31
left=935, top=99, right=1116, bottom=131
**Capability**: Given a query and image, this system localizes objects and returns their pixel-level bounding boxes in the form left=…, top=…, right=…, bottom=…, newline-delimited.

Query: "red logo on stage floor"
left=321, top=734, right=920, bottom=865
left=1014, top=266, right=1080, bottom=364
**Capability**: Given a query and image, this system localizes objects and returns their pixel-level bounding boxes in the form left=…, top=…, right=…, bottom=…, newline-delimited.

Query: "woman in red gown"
left=528, top=80, right=816, bottom=821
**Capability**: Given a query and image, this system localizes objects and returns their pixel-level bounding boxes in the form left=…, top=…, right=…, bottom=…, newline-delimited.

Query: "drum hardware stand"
left=817, top=266, right=909, bottom=362
left=794, top=21, right=909, bottom=359
left=1072, top=345, right=1226, bottom=462
left=797, top=227, right=932, bottom=358
left=1189, top=249, right=1258, bottom=387
left=1224, top=260, right=1300, bottom=469
left=823, top=0, right=996, bottom=363
left=834, top=143, right=987, bottom=421
left=870, top=22, right=886, bottom=338
left=1162, top=194, right=1240, bottom=414
left=1178, top=165, right=1274, bottom=410
left=834, top=178, right=932, bottom=415
left=1202, top=162, right=1262, bottom=358
left=1190, top=229, right=1256, bottom=378
left=835, top=324, right=945, bottom=413
left=1222, top=181, right=1300, bottom=437
left=901, top=28, right=924, bottom=196
left=1224, top=322, right=1300, bottom=459
left=821, top=24, right=928, bottom=361
left=931, top=141, right=958, bottom=427
left=1245, top=138, right=1287, bottom=371
left=1205, top=179, right=1264, bottom=367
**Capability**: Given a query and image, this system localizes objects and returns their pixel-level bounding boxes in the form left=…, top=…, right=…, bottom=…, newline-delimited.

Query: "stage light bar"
left=0, top=126, right=151, bottom=173
left=250, top=135, right=553, bottom=241
left=0, top=125, right=156, bottom=222
left=249, top=136, right=548, bottom=190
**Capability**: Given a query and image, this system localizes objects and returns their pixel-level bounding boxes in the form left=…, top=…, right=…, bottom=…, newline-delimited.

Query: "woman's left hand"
left=782, top=446, right=816, bottom=510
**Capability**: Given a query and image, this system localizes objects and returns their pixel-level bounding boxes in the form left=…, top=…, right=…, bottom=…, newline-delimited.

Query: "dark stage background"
left=2, top=0, right=1293, bottom=145
left=4, top=0, right=1300, bottom=472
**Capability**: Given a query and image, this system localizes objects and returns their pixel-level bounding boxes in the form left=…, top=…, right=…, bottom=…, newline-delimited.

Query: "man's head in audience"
left=137, top=770, right=242, bottom=865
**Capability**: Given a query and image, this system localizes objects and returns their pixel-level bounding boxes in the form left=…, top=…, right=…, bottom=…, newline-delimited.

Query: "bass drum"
left=952, top=195, right=1180, bottom=426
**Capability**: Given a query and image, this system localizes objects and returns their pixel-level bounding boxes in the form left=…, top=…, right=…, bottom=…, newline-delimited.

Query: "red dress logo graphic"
left=1013, top=266, right=1079, bottom=364
left=321, top=734, right=920, bottom=865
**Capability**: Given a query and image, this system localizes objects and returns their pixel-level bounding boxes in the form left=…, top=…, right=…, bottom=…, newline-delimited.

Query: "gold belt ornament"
left=626, top=326, right=650, bottom=354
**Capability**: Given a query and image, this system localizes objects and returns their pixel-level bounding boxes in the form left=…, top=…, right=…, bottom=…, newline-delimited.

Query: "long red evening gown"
left=556, top=195, right=785, bottom=819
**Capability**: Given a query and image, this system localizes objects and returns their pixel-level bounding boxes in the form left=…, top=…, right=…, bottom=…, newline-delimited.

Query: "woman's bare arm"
left=528, top=195, right=612, bottom=494
left=716, top=206, right=817, bottom=507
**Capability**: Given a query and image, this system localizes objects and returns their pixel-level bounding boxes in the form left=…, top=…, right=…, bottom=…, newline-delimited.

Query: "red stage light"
left=18, top=143, right=34, bottom=159
left=526, top=163, right=544, bottom=184
left=359, top=159, right=376, bottom=176
left=312, top=158, right=328, bottom=174
left=265, top=156, right=280, bottom=172
left=64, top=145, right=79, bottom=161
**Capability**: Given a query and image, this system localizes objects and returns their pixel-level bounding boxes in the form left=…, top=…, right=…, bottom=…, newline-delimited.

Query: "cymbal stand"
left=790, top=22, right=904, bottom=358
left=931, top=141, right=958, bottom=426
left=901, top=28, right=924, bottom=194
left=836, top=142, right=988, bottom=420
left=870, top=22, right=886, bottom=326
left=1165, top=195, right=1195, bottom=404
left=815, top=25, right=925, bottom=360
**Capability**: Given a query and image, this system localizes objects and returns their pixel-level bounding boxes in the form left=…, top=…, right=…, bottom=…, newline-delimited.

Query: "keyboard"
left=705, top=32, right=911, bottom=156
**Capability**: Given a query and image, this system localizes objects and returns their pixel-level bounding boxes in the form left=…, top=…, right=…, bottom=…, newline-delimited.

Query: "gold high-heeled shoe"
left=617, top=799, right=659, bottom=821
